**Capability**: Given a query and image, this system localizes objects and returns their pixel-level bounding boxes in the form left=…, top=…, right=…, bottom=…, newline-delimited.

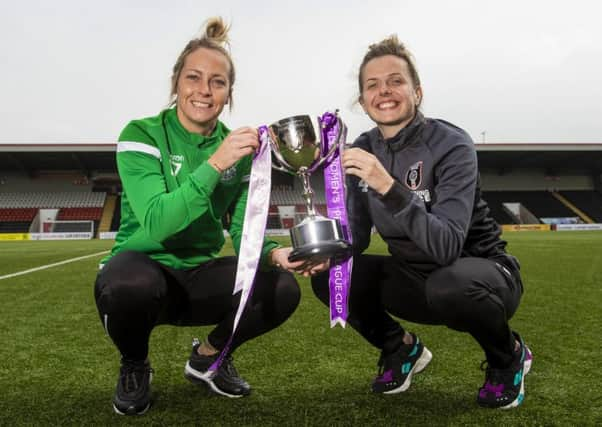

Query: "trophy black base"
left=288, top=240, right=351, bottom=262
left=287, top=215, right=351, bottom=262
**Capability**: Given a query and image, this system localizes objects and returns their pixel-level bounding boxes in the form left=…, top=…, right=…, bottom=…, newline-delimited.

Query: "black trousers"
left=95, top=251, right=300, bottom=361
left=312, top=254, right=523, bottom=368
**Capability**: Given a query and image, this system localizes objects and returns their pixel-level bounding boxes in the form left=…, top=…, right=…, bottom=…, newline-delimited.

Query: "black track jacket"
left=347, top=112, right=519, bottom=275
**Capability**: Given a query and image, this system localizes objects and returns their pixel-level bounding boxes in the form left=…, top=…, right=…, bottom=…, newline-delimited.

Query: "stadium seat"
left=0, top=208, right=37, bottom=222
left=57, top=207, right=103, bottom=221
left=0, top=192, right=106, bottom=209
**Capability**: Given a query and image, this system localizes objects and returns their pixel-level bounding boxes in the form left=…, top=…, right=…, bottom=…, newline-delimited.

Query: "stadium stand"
left=1, top=142, right=601, bottom=235
left=481, top=193, right=518, bottom=224
left=281, top=217, right=294, bottom=228
left=269, top=184, right=326, bottom=206
left=109, top=196, right=122, bottom=231
left=270, top=186, right=303, bottom=205
left=97, top=194, right=118, bottom=234
left=315, top=204, right=328, bottom=216
left=0, top=221, right=31, bottom=233
left=0, top=208, right=38, bottom=232
left=0, top=192, right=105, bottom=209
left=0, top=207, right=38, bottom=221
left=0, top=192, right=106, bottom=235
left=482, top=191, right=576, bottom=224
left=266, top=204, right=282, bottom=229
left=559, top=191, right=602, bottom=222
left=57, top=207, right=103, bottom=220
left=52, top=222, right=94, bottom=233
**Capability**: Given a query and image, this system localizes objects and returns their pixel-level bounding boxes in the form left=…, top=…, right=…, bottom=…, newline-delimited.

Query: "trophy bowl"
left=268, top=115, right=321, bottom=173
left=268, top=114, right=351, bottom=262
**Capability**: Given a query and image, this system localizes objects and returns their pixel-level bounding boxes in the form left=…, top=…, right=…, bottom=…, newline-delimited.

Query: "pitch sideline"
left=0, top=250, right=109, bottom=281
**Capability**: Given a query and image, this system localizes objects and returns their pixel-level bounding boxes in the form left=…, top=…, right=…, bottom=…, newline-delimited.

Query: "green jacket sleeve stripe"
left=117, top=141, right=161, bottom=160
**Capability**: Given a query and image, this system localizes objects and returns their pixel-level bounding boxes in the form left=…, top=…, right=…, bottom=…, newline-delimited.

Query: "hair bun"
left=204, top=17, right=230, bottom=46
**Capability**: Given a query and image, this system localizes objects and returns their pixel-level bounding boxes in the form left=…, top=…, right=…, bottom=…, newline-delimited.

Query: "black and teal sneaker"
left=372, top=333, right=432, bottom=394
left=477, top=333, right=533, bottom=409
left=112, top=359, right=153, bottom=415
left=184, top=338, right=251, bottom=398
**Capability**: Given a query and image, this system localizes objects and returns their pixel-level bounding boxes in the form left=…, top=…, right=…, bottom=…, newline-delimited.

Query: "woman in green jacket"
left=95, top=17, right=305, bottom=416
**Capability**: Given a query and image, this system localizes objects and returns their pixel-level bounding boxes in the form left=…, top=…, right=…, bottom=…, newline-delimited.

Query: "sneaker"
left=112, top=359, right=153, bottom=415
left=372, top=333, right=432, bottom=394
left=184, top=338, right=251, bottom=398
left=477, top=332, right=533, bottom=409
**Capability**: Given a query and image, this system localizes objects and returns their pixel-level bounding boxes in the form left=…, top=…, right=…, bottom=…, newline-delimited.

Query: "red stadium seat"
left=0, top=208, right=37, bottom=222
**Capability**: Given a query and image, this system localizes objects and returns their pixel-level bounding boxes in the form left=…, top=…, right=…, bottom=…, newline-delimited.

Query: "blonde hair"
left=169, top=17, right=235, bottom=108
left=358, top=35, right=421, bottom=107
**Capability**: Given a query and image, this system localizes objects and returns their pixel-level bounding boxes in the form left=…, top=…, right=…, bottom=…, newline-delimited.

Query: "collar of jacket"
left=165, top=107, right=229, bottom=147
left=377, top=111, right=426, bottom=152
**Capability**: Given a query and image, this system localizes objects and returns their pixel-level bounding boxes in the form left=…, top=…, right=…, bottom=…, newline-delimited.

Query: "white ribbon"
left=208, top=127, right=272, bottom=373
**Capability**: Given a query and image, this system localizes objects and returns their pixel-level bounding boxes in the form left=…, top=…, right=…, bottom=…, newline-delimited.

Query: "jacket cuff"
left=259, top=241, right=282, bottom=271
left=189, top=161, right=222, bottom=194
left=378, top=181, right=414, bottom=213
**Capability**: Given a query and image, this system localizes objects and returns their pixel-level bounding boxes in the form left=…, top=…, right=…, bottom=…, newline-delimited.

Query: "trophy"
left=268, top=112, right=351, bottom=262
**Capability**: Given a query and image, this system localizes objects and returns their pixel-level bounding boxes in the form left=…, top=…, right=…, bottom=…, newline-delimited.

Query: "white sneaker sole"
left=184, top=361, right=245, bottom=399
left=113, top=402, right=151, bottom=416
left=383, top=347, right=433, bottom=394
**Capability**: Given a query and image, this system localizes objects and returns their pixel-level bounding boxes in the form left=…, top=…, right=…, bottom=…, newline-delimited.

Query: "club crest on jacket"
left=170, top=154, right=184, bottom=176
left=221, top=165, right=237, bottom=182
left=405, top=161, right=423, bottom=190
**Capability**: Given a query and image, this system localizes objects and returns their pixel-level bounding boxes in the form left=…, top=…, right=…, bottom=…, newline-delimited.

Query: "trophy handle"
left=271, top=161, right=296, bottom=175
left=308, top=115, right=347, bottom=174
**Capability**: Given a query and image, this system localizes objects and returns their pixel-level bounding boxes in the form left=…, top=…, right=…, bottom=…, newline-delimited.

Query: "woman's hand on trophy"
left=269, top=248, right=330, bottom=277
left=297, top=257, right=331, bottom=277
left=208, top=127, right=259, bottom=172
left=270, top=247, right=305, bottom=272
left=342, top=147, right=395, bottom=195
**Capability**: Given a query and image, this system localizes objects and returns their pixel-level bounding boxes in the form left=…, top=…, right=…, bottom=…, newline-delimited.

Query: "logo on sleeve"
left=220, top=165, right=237, bottom=182
left=404, top=161, right=423, bottom=190
left=170, top=154, right=184, bottom=176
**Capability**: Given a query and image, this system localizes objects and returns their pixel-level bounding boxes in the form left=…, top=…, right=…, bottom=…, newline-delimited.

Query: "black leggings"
left=312, top=254, right=523, bottom=368
left=95, top=251, right=300, bottom=361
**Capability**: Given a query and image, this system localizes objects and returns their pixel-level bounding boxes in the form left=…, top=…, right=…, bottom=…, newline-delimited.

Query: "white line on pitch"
left=0, top=250, right=110, bottom=281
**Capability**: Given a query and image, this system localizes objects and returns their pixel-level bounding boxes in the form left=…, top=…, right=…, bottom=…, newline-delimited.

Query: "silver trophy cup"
left=268, top=113, right=351, bottom=262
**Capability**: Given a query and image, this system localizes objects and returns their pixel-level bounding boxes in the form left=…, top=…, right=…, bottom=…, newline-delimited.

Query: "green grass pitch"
left=0, top=232, right=601, bottom=425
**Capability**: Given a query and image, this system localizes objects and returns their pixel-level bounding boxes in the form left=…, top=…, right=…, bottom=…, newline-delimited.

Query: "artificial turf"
left=0, top=232, right=600, bottom=425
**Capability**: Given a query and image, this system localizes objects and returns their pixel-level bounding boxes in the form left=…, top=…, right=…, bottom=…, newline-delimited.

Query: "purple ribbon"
left=208, top=126, right=272, bottom=373
left=320, top=112, right=353, bottom=328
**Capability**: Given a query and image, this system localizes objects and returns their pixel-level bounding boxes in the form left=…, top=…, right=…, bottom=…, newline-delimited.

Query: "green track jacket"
left=102, top=108, right=279, bottom=269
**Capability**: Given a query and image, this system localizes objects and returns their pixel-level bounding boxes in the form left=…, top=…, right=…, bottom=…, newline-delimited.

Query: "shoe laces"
left=376, top=350, right=398, bottom=379
left=480, top=360, right=511, bottom=386
left=377, top=340, right=411, bottom=374
left=220, top=355, right=239, bottom=377
left=120, top=361, right=152, bottom=393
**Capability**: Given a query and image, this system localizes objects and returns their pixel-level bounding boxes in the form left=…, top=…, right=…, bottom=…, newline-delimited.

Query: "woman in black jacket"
left=312, top=35, right=531, bottom=409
